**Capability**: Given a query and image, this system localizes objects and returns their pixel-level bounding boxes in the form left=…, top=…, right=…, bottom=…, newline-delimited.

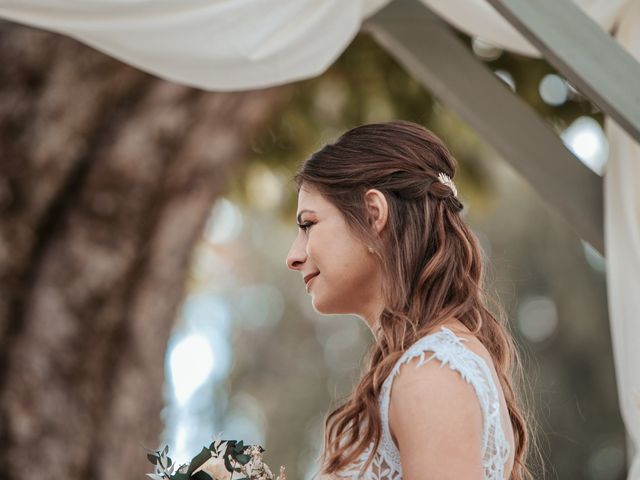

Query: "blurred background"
left=0, top=18, right=624, bottom=480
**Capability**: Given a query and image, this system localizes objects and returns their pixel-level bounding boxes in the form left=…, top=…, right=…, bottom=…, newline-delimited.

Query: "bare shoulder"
left=387, top=350, right=485, bottom=479
left=441, top=322, right=493, bottom=363
left=390, top=320, right=516, bottom=478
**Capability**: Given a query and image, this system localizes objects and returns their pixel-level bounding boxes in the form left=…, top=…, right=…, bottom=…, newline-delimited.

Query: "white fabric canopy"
left=0, top=0, right=630, bottom=90
left=0, top=0, right=638, bottom=477
left=0, top=0, right=390, bottom=90
left=604, top=1, right=640, bottom=477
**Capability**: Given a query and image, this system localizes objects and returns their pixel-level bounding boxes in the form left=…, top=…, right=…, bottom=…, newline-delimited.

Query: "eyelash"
left=298, top=222, right=314, bottom=232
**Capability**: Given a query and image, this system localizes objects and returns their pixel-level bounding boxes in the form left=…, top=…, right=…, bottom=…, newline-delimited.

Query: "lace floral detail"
left=334, top=326, right=511, bottom=480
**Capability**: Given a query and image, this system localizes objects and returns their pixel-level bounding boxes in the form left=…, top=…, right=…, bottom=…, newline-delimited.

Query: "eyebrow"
left=296, top=209, right=316, bottom=224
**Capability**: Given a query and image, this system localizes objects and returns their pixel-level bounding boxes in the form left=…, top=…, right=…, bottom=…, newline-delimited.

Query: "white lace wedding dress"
left=319, top=326, right=511, bottom=480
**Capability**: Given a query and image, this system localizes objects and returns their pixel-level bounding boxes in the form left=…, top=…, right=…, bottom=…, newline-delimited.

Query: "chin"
left=311, top=294, right=348, bottom=316
left=311, top=298, right=332, bottom=315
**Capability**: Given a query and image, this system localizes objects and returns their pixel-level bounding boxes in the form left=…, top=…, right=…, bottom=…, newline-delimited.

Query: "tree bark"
left=0, top=22, right=290, bottom=480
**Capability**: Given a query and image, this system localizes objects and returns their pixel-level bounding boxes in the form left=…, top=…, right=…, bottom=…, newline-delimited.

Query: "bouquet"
left=145, top=437, right=287, bottom=480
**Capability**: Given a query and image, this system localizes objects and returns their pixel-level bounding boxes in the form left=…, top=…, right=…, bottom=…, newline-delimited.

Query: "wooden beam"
left=486, top=0, right=640, bottom=144
left=363, top=0, right=604, bottom=254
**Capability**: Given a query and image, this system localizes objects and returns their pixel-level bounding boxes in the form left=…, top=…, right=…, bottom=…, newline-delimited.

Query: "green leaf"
left=191, top=471, right=212, bottom=480
left=175, top=463, right=189, bottom=474
left=209, top=440, right=226, bottom=457
left=235, top=454, right=251, bottom=465
left=234, top=440, right=244, bottom=452
left=212, top=440, right=228, bottom=457
left=224, top=456, right=234, bottom=473
left=170, top=472, right=189, bottom=480
left=186, top=447, right=212, bottom=476
left=163, top=445, right=169, bottom=455
left=147, top=454, right=158, bottom=465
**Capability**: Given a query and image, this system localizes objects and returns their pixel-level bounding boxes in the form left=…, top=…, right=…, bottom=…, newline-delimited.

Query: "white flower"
left=192, top=456, right=232, bottom=480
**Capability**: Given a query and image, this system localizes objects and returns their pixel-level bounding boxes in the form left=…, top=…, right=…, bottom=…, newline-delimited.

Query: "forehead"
left=296, top=185, right=334, bottom=222
left=297, top=185, right=323, bottom=208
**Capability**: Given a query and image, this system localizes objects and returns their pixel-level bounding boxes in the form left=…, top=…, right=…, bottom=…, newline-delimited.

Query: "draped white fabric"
left=0, top=0, right=628, bottom=88
left=0, top=0, right=391, bottom=90
left=604, top=1, right=640, bottom=477
left=0, top=0, right=639, bottom=477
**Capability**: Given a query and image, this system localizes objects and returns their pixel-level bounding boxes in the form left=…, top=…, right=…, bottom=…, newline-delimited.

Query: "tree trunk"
left=0, top=22, right=290, bottom=480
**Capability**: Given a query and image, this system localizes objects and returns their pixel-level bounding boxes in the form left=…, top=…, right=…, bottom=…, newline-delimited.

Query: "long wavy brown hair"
left=293, top=120, right=539, bottom=479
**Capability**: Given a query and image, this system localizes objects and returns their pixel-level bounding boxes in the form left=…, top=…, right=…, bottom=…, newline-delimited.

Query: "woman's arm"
left=388, top=355, right=485, bottom=480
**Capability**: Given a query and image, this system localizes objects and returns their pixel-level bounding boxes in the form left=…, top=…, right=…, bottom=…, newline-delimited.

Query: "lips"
left=304, top=272, right=320, bottom=286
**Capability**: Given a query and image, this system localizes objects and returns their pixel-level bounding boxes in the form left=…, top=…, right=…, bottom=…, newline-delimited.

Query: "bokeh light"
left=204, top=198, right=244, bottom=244
left=169, top=334, right=215, bottom=406
left=472, top=37, right=503, bottom=61
left=586, top=442, right=626, bottom=480
left=539, top=73, right=569, bottom=106
left=517, top=295, right=558, bottom=344
left=561, top=116, right=608, bottom=175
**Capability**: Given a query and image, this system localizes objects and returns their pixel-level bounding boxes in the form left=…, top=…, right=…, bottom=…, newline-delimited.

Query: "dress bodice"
left=330, top=326, right=511, bottom=480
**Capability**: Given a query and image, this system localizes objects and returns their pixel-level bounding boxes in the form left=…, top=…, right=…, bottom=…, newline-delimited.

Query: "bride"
left=285, top=120, right=536, bottom=480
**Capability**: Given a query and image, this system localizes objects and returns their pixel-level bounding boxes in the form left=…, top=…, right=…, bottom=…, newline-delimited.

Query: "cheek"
left=311, top=245, right=375, bottom=313
left=311, top=231, right=369, bottom=280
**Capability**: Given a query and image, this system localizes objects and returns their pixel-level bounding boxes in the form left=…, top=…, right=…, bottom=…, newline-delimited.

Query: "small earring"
left=368, top=246, right=375, bottom=254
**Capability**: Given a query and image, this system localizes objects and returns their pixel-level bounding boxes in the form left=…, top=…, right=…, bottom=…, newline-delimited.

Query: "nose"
left=286, top=236, right=306, bottom=271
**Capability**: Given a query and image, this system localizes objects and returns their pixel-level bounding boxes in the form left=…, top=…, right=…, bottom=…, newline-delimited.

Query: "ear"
left=364, top=188, right=389, bottom=234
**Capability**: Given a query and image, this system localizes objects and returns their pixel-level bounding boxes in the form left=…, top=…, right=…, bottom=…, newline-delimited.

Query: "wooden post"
left=486, top=0, right=640, bottom=145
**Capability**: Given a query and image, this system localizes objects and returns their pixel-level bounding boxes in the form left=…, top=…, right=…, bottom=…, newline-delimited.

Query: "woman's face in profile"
left=286, top=184, right=379, bottom=318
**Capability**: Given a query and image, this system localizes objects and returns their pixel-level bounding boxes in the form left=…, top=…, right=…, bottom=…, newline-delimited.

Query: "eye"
left=298, top=222, right=314, bottom=232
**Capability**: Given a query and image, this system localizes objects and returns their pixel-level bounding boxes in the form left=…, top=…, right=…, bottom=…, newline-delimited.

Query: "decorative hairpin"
left=437, top=172, right=458, bottom=198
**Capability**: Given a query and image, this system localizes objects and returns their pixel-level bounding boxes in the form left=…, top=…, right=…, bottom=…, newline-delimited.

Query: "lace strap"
left=377, top=326, right=510, bottom=479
